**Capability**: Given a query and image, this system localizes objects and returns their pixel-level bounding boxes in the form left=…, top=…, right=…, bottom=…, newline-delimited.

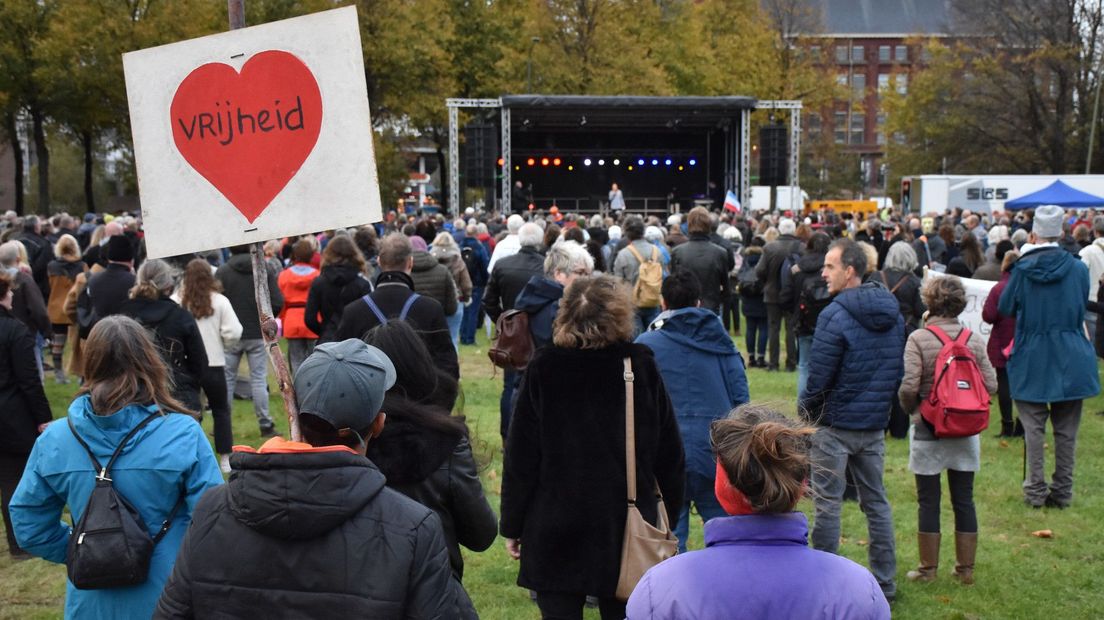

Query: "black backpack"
left=66, top=412, right=184, bottom=590
left=797, top=272, right=833, bottom=331
left=737, top=261, right=762, bottom=296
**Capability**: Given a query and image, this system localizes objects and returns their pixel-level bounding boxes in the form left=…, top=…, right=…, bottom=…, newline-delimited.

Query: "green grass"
left=4, top=330, right=1104, bottom=619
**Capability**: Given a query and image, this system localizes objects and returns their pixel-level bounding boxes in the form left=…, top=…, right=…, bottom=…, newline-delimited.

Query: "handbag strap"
left=623, top=357, right=637, bottom=504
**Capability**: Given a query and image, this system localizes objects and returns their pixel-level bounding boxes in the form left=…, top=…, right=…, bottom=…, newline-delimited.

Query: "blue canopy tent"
left=1004, top=180, right=1104, bottom=210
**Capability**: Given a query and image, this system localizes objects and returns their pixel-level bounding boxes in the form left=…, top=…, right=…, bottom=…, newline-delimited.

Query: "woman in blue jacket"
left=11, top=315, right=223, bottom=619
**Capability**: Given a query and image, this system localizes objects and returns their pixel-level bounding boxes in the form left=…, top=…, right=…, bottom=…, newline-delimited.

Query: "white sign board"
left=123, top=6, right=380, bottom=259
left=925, top=270, right=998, bottom=344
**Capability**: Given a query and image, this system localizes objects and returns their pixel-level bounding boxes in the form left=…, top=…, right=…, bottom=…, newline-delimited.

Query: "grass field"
left=2, top=329, right=1103, bottom=619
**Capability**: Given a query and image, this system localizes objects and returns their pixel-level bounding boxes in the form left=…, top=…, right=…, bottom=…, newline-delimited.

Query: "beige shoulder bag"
left=615, top=357, right=678, bottom=601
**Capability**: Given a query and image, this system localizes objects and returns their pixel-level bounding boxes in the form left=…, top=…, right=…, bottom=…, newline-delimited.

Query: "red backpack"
left=919, top=325, right=991, bottom=438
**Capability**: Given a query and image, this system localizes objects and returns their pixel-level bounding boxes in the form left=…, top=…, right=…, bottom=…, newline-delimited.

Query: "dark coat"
left=998, top=246, right=1099, bottom=402
left=780, top=250, right=825, bottom=322
left=119, top=296, right=208, bottom=407
left=875, top=268, right=925, bottom=331
left=304, top=264, right=374, bottom=343
left=739, top=249, right=766, bottom=318
left=670, top=234, right=731, bottom=312
left=483, top=246, right=545, bottom=322
left=756, top=234, right=803, bottom=304
left=459, top=237, right=490, bottom=288
left=77, top=263, right=135, bottom=336
left=982, top=271, right=1015, bottom=368
left=0, top=308, right=52, bottom=454
left=411, top=251, right=458, bottom=316
left=367, top=411, right=496, bottom=581
left=215, top=253, right=283, bottom=341
left=799, top=283, right=905, bottom=431
left=154, top=448, right=457, bottom=619
left=334, top=272, right=459, bottom=379
left=11, top=270, right=50, bottom=337
left=513, top=276, right=564, bottom=350
left=500, top=343, right=685, bottom=597
left=17, top=230, right=52, bottom=299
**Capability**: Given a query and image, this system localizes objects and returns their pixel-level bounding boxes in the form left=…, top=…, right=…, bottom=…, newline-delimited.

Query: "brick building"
left=797, top=0, right=952, bottom=193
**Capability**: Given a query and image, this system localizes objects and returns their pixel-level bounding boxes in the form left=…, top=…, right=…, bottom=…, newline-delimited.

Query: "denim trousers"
left=446, top=305, right=464, bottom=352
left=224, top=339, right=274, bottom=429
left=1017, top=399, right=1082, bottom=505
left=634, top=306, right=660, bottom=337
left=810, top=425, right=897, bottom=597
left=796, top=334, right=814, bottom=398
left=460, top=286, right=484, bottom=344
left=674, top=470, right=727, bottom=553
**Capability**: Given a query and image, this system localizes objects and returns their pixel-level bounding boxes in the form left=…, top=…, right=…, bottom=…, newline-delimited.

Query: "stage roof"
left=500, top=95, right=757, bottom=131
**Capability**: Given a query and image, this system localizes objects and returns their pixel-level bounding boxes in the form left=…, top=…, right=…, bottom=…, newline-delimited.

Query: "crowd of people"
left=0, top=200, right=1098, bottom=618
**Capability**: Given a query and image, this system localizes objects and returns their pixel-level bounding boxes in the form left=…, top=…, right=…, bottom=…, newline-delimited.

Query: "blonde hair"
left=54, top=234, right=81, bottom=261
left=552, top=275, right=634, bottom=349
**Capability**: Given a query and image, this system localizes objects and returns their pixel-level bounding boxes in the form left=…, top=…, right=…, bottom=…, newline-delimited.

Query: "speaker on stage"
left=462, top=121, right=498, bottom=188
left=759, top=124, right=788, bottom=187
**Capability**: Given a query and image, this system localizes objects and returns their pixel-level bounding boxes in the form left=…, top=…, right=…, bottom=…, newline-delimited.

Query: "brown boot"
left=906, top=532, right=941, bottom=582
left=953, top=532, right=977, bottom=585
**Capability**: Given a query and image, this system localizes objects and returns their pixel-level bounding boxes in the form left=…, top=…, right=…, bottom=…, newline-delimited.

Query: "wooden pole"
left=228, top=0, right=301, bottom=441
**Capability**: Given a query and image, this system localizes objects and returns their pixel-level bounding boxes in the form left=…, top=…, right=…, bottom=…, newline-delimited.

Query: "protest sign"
left=925, top=270, right=998, bottom=344
left=123, top=6, right=379, bottom=259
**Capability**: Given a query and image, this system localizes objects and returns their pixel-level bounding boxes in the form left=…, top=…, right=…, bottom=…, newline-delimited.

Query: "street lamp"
left=526, top=36, right=540, bottom=93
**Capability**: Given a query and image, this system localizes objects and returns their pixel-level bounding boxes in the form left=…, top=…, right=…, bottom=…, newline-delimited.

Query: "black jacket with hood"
left=119, top=295, right=207, bottom=406
left=154, top=448, right=457, bottom=619
left=304, top=264, right=374, bottom=343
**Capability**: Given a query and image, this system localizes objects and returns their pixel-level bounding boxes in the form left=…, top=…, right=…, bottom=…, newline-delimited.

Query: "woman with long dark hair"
left=363, top=320, right=495, bottom=619
left=500, top=275, right=685, bottom=620
left=175, top=258, right=243, bottom=472
left=10, top=316, right=223, bottom=618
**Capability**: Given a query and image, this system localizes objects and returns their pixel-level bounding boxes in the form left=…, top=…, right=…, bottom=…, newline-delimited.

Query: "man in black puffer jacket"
left=155, top=339, right=457, bottom=619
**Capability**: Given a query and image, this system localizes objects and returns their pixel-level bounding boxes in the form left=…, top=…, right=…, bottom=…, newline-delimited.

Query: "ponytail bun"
left=711, top=405, right=814, bottom=514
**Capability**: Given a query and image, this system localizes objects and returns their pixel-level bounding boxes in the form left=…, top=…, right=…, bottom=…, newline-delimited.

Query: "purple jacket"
left=627, top=513, right=890, bottom=620
left=982, top=271, right=1015, bottom=368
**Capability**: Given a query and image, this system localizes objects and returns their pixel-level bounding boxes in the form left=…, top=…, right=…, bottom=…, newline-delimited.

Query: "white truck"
left=900, top=174, right=1104, bottom=214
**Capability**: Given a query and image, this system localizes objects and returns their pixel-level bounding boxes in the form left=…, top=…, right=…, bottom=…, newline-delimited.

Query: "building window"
left=879, top=45, right=891, bottom=62
left=836, top=45, right=849, bottom=64
left=807, top=112, right=822, bottom=134
left=895, top=45, right=909, bottom=62
left=834, top=111, right=847, bottom=144
left=852, top=46, right=864, bottom=62
left=920, top=47, right=932, bottom=63
left=852, top=73, right=866, bottom=96
left=809, top=45, right=821, bottom=61
left=896, top=73, right=908, bottom=95
left=851, top=114, right=865, bottom=145
left=878, top=73, right=890, bottom=93
left=837, top=73, right=849, bottom=87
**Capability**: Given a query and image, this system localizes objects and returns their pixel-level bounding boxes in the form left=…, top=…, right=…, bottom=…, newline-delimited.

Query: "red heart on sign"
left=170, top=50, right=323, bottom=223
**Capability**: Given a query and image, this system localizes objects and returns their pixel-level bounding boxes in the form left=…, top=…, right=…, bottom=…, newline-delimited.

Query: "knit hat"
left=1033, top=205, right=1064, bottom=239
left=105, top=236, right=134, bottom=262
left=409, top=236, right=428, bottom=252
left=294, top=339, right=396, bottom=432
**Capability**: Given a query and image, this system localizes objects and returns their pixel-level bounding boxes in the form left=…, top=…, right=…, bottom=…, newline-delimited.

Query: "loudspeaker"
left=759, top=124, right=788, bottom=187
left=462, top=122, right=498, bottom=188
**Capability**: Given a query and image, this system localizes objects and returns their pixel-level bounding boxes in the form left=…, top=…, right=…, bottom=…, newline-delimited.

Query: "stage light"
left=553, top=157, right=561, bottom=166
left=598, top=159, right=605, bottom=166
left=527, top=158, right=535, bottom=166
left=568, top=165, right=574, bottom=171
left=689, top=159, right=697, bottom=166
left=584, top=158, right=592, bottom=166
left=637, top=159, right=645, bottom=166
left=664, top=159, right=672, bottom=166
left=651, top=159, right=659, bottom=166
left=514, top=165, right=520, bottom=170
left=497, top=158, right=504, bottom=166
left=628, top=165, right=634, bottom=171
left=541, top=157, right=549, bottom=166
left=613, top=159, right=620, bottom=165
left=678, top=165, right=684, bottom=171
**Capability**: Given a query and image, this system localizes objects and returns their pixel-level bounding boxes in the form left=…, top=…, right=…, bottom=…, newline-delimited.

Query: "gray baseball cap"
left=294, top=339, right=396, bottom=431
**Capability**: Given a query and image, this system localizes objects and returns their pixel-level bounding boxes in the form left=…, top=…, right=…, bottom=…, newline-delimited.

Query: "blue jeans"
left=674, top=470, right=727, bottom=553
left=460, top=286, right=484, bottom=344
left=796, top=334, right=814, bottom=399
left=810, top=426, right=897, bottom=598
left=446, top=305, right=464, bottom=352
left=744, top=315, right=768, bottom=359
left=224, top=339, right=274, bottom=430
left=634, top=306, right=660, bottom=337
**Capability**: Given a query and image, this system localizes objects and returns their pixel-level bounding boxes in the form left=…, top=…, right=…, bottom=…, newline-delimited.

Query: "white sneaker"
left=219, top=454, right=231, bottom=475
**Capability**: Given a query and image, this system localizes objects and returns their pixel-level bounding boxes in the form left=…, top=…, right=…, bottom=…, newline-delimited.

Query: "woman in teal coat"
left=11, top=316, right=223, bottom=619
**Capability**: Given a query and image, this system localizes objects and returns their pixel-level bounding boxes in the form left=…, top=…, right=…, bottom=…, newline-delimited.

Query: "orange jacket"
left=277, top=263, right=320, bottom=339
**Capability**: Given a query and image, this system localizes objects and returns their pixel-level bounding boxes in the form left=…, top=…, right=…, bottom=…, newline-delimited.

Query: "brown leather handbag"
left=615, top=357, right=678, bottom=601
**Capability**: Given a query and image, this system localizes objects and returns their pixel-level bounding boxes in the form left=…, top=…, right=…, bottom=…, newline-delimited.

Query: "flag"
left=724, top=190, right=741, bottom=213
